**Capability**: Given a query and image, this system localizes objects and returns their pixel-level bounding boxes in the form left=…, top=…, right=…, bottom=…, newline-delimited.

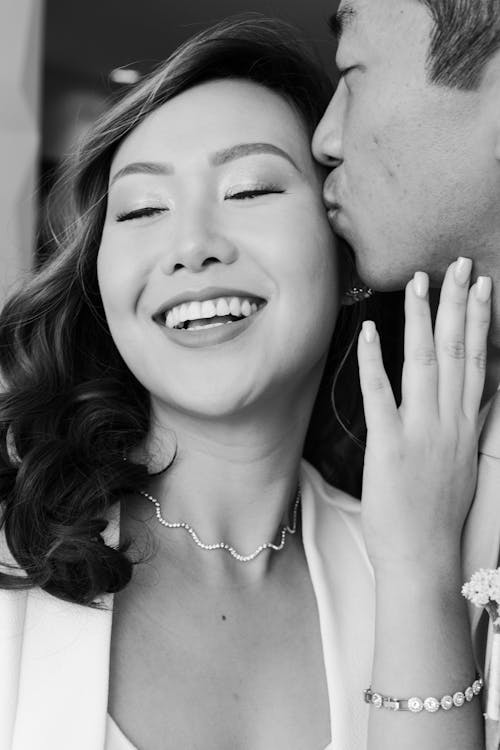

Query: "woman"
left=0, top=17, right=491, bottom=750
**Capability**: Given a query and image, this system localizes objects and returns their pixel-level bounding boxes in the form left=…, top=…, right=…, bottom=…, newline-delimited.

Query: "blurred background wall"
left=0, top=1, right=44, bottom=300
left=41, top=0, right=339, bottom=190
left=1, top=0, right=340, bottom=303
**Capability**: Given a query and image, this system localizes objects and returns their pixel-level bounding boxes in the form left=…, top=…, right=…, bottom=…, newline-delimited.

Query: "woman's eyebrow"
left=110, top=161, right=173, bottom=187
left=210, top=142, right=301, bottom=172
left=109, top=143, right=300, bottom=186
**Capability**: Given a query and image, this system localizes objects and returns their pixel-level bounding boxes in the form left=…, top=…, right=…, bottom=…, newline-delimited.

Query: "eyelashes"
left=116, top=207, right=167, bottom=222
left=225, top=187, right=285, bottom=200
left=115, top=187, right=285, bottom=222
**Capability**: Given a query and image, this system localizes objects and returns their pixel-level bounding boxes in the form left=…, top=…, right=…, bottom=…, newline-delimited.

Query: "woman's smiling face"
left=98, top=79, right=339, bottom=420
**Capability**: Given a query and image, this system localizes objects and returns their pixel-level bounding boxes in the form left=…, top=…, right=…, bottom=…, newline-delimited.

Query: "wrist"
left=374, top=562, right=467, bottom=611
left=372, top=548, right=463, bottom=585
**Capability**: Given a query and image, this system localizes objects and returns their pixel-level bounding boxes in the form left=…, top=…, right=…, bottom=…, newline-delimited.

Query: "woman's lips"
left=152, top=286, right=267, bottom=347
left=153, top=286, right=266, bottom=318
left=158, top=302, right=266, bottom=348
left=163, top=295, right=264, bottom=331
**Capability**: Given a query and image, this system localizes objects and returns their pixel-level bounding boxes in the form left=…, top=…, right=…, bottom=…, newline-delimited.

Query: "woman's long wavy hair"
left=0, top=15, right=365, bottom=606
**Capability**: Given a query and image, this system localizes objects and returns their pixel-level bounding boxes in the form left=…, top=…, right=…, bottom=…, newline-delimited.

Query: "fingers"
left=401, top=271, right=438, bottom=415
left=358, top=321, right=399, bottom=439
left=401, top=257, right=491, bottom=426
left=462, top=276, right=491, bottom=421
left=360, top=258, right=491, bottom=439
left=434, top=258, right=471, bottom=419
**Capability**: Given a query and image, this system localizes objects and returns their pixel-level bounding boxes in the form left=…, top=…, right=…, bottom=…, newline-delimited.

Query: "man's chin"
left=352, top=253, right=410, bottom=293
left=328, top=213, right=422, bottom=292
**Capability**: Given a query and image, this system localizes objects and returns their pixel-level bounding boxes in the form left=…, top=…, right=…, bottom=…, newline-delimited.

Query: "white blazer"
left=0, top=393, right=498, bottom=750
left=0, top=463, right=376, bottom=750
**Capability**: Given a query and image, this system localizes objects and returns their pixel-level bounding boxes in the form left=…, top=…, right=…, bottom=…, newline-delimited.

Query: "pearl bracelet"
left=364, top=677, right=483, bottom=713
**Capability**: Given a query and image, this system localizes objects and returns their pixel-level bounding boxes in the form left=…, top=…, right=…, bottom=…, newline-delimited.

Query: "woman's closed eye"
left=226, top=185, right=285, bottom=200
left=116, top=206, right=168, bottom=222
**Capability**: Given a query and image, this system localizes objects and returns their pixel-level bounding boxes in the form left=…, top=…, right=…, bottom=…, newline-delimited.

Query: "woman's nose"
left=311, top=84, right=345, bottom=169
left=160, top=216, right=239, bottom=275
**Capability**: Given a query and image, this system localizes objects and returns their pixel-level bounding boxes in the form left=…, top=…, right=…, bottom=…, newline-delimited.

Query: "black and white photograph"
left=0, top=1, right=499, bottom=748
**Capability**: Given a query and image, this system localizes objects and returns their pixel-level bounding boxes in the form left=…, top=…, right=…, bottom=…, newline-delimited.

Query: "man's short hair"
left=418, top=0, right=500, bottom=89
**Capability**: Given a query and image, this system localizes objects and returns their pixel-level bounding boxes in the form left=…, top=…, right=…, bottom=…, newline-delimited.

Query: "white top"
left=105, top=461, right=375, bottom=750
left=106, top=461, right=374, bottom=750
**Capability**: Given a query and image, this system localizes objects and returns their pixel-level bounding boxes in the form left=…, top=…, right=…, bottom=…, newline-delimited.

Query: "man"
left=313, top=0, right=499, bottom=393
left=312, top=0, right=500, bottom=744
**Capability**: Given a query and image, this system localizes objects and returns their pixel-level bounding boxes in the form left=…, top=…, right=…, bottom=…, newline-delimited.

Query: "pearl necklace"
left=139, top=486, right=301, bottom=563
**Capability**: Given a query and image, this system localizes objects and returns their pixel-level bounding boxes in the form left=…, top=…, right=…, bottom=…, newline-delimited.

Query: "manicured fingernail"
left=475, top=276, right=492, bottom=302
left=362, top=320, right=377, bottom=343
left=413, top=271, right=429, bottom=299
left=454, top=257, right=472, bottom=285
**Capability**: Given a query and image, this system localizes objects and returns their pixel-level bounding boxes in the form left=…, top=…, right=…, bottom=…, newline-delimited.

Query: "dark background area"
left=44, top=0, right=338, bottom=83
left=42, top=0, right=340, bottom=165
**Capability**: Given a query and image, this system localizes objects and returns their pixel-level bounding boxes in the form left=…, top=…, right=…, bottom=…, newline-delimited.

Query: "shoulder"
left=300, top=459, right=369, bottom=564
left=300, top=460, right=374, bottom=606
left=300, top=459, right=361, bottom=516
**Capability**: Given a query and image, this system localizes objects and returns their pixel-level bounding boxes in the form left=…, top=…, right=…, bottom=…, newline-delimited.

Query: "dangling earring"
left=336, top=236, right=373, bottom=305
left=343, top=285, right=373, bottom=305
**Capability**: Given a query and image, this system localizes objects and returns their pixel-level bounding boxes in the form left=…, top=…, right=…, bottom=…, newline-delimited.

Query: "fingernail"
left=362, top=320, right=377, bottom=343
left=475, top=276, right=492, bottom=302
left=454, top=257, right=473, bottom=285
left=413, top=271, right=429, bottom=299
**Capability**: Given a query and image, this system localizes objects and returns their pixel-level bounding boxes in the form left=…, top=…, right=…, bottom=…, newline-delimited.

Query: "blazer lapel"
left=1, top=507, right=120, bottom=750
left=301, top=462, right=374, bottom=750
left=12, top=586, right=114, bottom=750
left=0, top=587, right=28, bottom=749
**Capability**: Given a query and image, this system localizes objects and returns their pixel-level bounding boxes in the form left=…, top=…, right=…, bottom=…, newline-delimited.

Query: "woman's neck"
left=126, top=391, right=315, bottom=584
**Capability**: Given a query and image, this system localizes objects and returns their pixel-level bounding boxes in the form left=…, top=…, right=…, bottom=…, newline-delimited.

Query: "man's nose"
left=312, top=84, right=346, bottom=169
left=160, top=211, right=239, bottom=275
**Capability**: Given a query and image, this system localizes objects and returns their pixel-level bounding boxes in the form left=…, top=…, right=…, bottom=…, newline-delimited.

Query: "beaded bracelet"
left=364, top=677, right=483, bottom=713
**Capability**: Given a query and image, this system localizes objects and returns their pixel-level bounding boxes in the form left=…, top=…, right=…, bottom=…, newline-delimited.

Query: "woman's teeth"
left=164, top=296, right=260, bottom=330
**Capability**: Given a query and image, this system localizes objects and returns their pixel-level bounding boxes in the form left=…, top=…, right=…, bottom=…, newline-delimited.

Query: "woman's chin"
left=148, top=378, right=296, bottom=427
left=150, top=388, right=260, bottom=423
